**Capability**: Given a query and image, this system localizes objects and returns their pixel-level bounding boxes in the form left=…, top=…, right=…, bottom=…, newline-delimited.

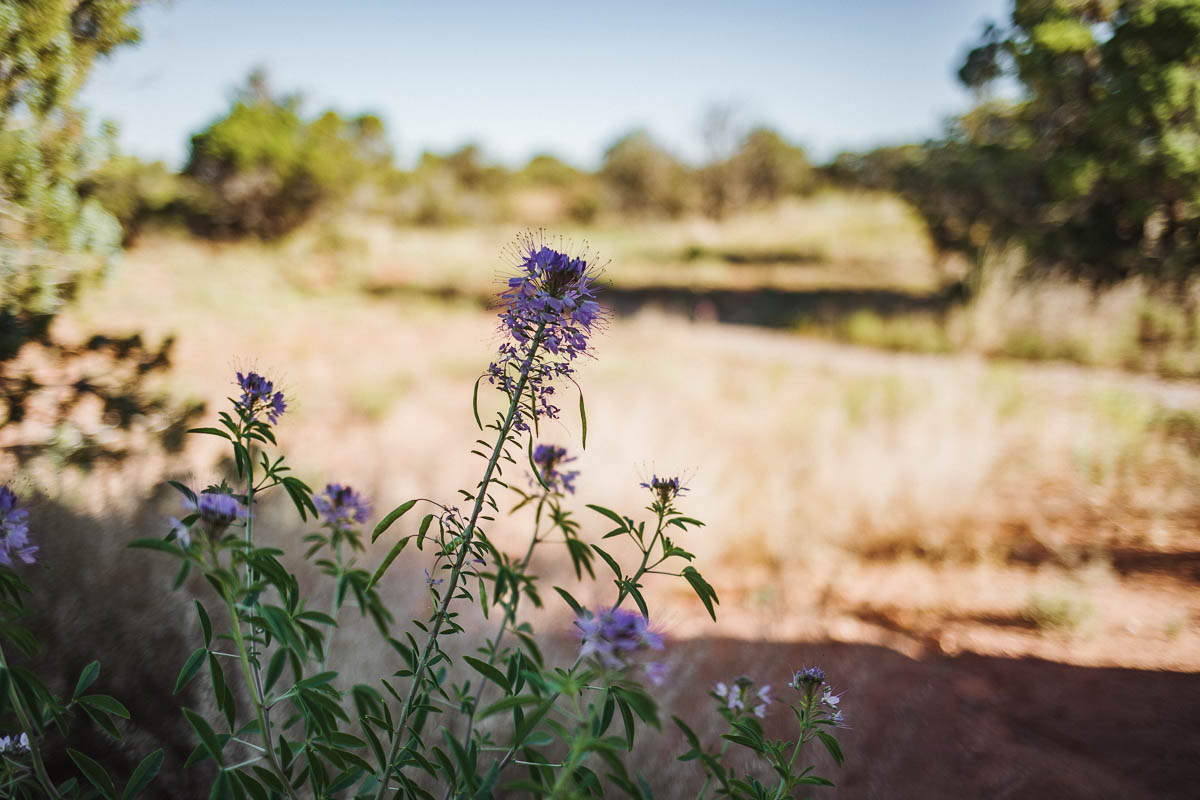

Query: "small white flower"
left=169, top=517, right=191, bottom=550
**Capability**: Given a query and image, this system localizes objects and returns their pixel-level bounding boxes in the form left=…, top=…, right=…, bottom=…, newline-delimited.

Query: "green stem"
left=225, top=598, right=299, bottom=800
left=318, top=539, right=345, bottom=671
left=487, top=508, right=669, bottom=781
left=547, top=688, right=590, bottom=799
left=238, top=432, right=276, bottom=768
left=0, top=642, right=59, bottom=798
left=695, top=738, right=732, bottom=800
left=441, top=498, right=546, bottom=800
left=372, top=325, right=546, bottom=800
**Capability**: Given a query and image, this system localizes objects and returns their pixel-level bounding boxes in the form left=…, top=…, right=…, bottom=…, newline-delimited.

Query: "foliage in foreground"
left=0, top=235, right=848, bottom=798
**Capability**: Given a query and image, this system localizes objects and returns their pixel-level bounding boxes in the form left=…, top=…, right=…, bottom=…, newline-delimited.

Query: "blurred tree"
left=601, top=129, right=690, bottom=217
left=833, top=0, right=1200, bottom=283
left=735, top=127, right=816, bottom=204
left=697, top=103, right=742, bottom=219
left=181, top=69, right=393, bottom=238
left=0, top=1, right=201, bottom=471
left=520, top=152, right=582, bottom=188
left=79, top=145, right=182, bottom=245
left=0, top=0, right=137, bottom=361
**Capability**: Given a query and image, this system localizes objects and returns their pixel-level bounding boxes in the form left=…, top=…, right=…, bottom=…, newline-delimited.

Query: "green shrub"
left=79, top=153, right=182, bottom=244
left=1022, top=589, right=1094, bottom=631
left=181, top=72, right=390, bottom=239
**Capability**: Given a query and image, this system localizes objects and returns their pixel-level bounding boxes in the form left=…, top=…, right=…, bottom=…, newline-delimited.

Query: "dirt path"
left=629, top=638, right=1200, bottom=800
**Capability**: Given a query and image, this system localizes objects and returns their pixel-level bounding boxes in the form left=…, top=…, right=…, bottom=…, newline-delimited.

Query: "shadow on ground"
left=626, top=638, right=1198, bottom=800
left=31, top=497, right=1195, bottom=798
left=362, top=282, right=966, bottom=330
left=599, top=284, right=965, bottom=328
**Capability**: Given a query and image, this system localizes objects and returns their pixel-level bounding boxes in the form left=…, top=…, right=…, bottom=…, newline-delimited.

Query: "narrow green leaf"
left=68, top=748, right=118, bottom=800
left=590, top=545, right=623, bottom=581
left=586, top=504, right=627, bottom=530
left=208, top=769, right=233, bottom=800
left=121, top=749, right=164, bottom=799
left=682, top=566, right=719, bottom=621
left=73, top=660, right=100, bottom=700
left=579, top=392, right=588, bottom=450
left=366, top=538, right=409, bottom=591
left=553, top=586, right=584, bottom=617
left=82, top=705, right=122, bottom=739
left=182, top=708, right=225, bottom=766
left=527, top=439, right=550, bottom=491
left=372, top=500, right=418, bottom=543
left=816, top=731, right=844, bottom=766
left=195, top=601, right=213, bottom=647
left=187, top=427, right=231, bottom=440
left=264, top=647, right=287, bottom=694
left=462, top=656, right=510, bottom=693
left=79, top=694, right=130, bottom=719
left=167, top=481, right=197, bottom=504
left=472, top=375, right=485, bottom=431
left=174, top=648, right=207, bottom=694
left=475, top=694, right=543, bottom=721
left=417, top=513, right=434, bottom=549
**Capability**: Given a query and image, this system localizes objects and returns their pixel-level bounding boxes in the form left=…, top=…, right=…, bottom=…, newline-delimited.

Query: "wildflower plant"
left=674, top=667, right=847, bottom=799
left=132, top=234, right=845, bottom=798
left=0, top=486, right=163, bottom=799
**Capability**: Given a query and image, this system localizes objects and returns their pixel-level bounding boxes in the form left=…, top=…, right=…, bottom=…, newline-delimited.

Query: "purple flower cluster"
left=175, top=491, right=245, bottom=547
left=641, top=475, right=687, bottom=505
left=790, top=665, right=825, bottom=689
left=0, top=486, right=37, bottom=568
left=789, top=665, right=846, bottom=727
left=532, top=444, right=579, bottom=494
left=488, top=238, right=602, bottom=425
left=0, top=732, right=30, bottom=754
left=236, top=371, right=286, bottom=425
left=576, top=606, right=663, bottom=669
left=315, top=483, right=371, bottom=530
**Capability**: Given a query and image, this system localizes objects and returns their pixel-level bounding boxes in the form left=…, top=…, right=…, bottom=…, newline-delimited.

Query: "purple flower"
left=185, top=491, right=245, bottom=539
left=488, top=236, right=604, bottom=429
left=236, top=371, right=286, bottom=425
left=790, top=665, right=826, bottom=691
left=576, top=607, right=662, bottom=669
left=644, top=661, right=669, bottom=686
left=640, top=475, right=687, bottom=505
left=314, top=483, right=371, bottom=530
left=531, top=444, right=580, bottom=494
left=789, top=665, right=846, bottom=725
left=0, top=486, right=37, bottom=568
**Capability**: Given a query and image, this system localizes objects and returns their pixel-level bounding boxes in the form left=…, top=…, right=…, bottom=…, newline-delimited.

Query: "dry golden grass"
left=37, top=199, right=1200, bottom=673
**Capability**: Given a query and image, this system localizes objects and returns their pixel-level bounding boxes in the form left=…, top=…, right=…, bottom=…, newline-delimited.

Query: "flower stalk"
left=373, top=324, right=547, bottom=799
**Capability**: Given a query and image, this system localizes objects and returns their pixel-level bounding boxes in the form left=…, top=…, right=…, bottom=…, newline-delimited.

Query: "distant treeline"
left=25, top=0, right=1200, bottom=293
left=81, top=69, right=819, bottom=243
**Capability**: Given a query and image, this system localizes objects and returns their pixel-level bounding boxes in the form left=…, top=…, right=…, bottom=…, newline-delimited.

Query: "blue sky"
left=81, top=0, right=1012, bottom=169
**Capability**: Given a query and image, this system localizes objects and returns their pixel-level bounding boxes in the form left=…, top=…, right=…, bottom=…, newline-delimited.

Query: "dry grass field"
left=16, top=192, right=1200, bottom=796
